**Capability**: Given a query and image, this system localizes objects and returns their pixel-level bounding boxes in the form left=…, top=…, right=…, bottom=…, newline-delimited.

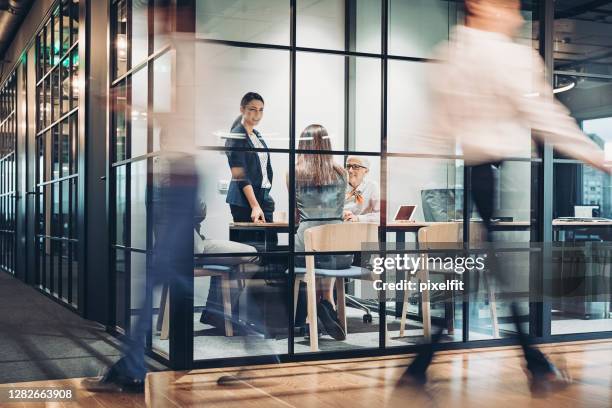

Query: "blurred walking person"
left=399, top=0, right=608, bottom=395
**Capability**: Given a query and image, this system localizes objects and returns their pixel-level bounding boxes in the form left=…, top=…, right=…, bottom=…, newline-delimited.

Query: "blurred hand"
left=251, top=206, right=265, bottom=223
left=343, top=210, right=358, bottom=222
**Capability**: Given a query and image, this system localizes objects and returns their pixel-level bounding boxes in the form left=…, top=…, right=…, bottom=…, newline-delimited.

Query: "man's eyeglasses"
left=346, top=164, right=367, bottom=170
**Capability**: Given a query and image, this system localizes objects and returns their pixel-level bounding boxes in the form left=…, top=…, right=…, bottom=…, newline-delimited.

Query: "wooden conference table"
left=229, top=220, right=612, bottom=319
left=228, top=219, right=612, bottom=248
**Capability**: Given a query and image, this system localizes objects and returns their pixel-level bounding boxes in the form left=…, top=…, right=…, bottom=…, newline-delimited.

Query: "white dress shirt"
left=344, top=179, right=380, bottom=222
left=247, top=132, right=272, bottom=189
left=429, top=26, right=605, bottom=169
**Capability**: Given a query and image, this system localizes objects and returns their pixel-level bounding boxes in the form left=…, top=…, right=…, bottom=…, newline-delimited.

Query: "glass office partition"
left=0, top=73, right=17, bottom=275
left=552, top=75, right=612, bottom=334
left=34, top=0, right=80, bottom=307
left=105, top=0, right=612, bottom=369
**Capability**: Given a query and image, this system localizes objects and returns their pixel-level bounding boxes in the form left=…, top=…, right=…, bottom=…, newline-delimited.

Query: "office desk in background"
left=552, top=220, right=612, bottom=242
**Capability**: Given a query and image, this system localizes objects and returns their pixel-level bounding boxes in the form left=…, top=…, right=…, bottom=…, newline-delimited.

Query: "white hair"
left=346, top=156, right=370, bottom=169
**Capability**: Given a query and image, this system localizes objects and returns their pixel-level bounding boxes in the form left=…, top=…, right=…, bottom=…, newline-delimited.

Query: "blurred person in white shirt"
left=399, top=0, right=608, bottom=395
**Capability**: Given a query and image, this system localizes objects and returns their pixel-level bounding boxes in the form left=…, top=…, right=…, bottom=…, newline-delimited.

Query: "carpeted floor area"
left=0, top=272, right=165, bottom=384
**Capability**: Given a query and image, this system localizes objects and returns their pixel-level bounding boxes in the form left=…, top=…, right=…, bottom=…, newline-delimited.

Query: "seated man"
left=195, top=201, right=258, bottom=329
left=343, top=156, right=380, bottom=222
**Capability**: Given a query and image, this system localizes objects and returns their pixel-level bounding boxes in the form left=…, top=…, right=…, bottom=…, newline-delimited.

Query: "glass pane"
left=115, top=249, right=127, bottom=330
left=61, top=180, right=70, bottom=238
left=113, top=81, right=127, bottom=162
left=130, top=68, right=148, bottom=157
left=196, top=0, right=290, bottom=46
left=70, top=115, right=78, bottom=174
left=70, top=177, right=78, bottom=239
left=194, top=44, right=290, bottom=148
left=70, top=50, right=79, bottom=110
left=46, top=22, right=52, bottom=68
left=53, top=11, right=61, bottom=63
left=188, top=258, right=289, bottom=360
left=130, top=251, right=147, bottom=334
left=554, top=1, right=612, bottom=75
left=295, top=53, right=344, bottom=149
left=52, top=128, right=60, bottom=180
left=388, top=0, right=453, bottom=58
left=152, top=51, right=172, bottom=152
left=130, top=159, right=148, bottom=251
left=51, top=68, right=60, bottom=122
left=114, top=0, right=128, bottom=78
left=116, top=165, right=127, bottom=246
left=60, top=119, right=70, bottom=177
left=70, top=0, right=79, bottom=44
left=60, top=60, right=70, bottom=113
left=554, top=75, right=612, bottom=159
left=387, top=60, right=440, bottom=154
left=131, top=0, right=149, bottom=67
left=297, top=0, right=381, bottom=53
left=296, top=53, right=381, bottom=152
left=195, top=150, right=289, bottom=246
left=61, top=0, right=71, bottom=55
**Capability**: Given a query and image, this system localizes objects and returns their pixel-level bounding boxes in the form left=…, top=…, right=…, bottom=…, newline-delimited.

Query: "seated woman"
left=343, top=156, right=380, bottom=223
left=290, top=124, right=352, bottom=341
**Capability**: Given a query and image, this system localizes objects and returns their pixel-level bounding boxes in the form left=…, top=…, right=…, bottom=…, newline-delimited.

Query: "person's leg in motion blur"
left=83, top=155, right=198, bottom=392
left=471, top=163, right=567, bottom=390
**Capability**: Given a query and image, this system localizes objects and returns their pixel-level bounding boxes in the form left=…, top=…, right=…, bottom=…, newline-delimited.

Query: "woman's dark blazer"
left=225, top=123, right=274, bottom=208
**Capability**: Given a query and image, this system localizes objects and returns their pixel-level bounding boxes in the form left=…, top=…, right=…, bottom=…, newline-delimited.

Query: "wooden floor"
left=4, top=340, right=611, bottom=408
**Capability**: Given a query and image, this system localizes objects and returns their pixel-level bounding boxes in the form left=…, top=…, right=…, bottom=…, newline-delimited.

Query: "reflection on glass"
left=555, top=76, right=612, bottom=158
left=130, top=159, right=148, bottom=251
left=297, top=0, right=381, bottom=53
left=131, top=0, right=149, bottom=67
left=130, top=68, right=148, bottom=158
left=70, top=51, right=79, bottom=110
left=115, top=249, right=127, bottom=329
left=388, top=0, right=452, bottom=58
left=195, top=44, right=289, bottom=148
left=113, top=82, right=127, bottom=162
left=116, top=165, right=127, bottom=247
left=554, top=1, right=612, bottom=75
left=196, top=0, right=290, bottom=46
left=113, top=0, right=128, bottom=78
left=183, top=256, right=288, bottom=360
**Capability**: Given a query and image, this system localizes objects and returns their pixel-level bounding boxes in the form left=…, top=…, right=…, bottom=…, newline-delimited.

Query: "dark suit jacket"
left=225, top=123, right=274, bottom=208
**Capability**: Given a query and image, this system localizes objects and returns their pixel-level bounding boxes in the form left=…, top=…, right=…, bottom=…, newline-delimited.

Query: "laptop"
left=394, top=205, right=417, bottom=223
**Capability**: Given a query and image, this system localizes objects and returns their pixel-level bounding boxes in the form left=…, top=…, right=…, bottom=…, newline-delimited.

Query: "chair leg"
left=156, top=284, right=168, bottom=333
left=484, top=272, right=499, bottom=338
left=294, top=278, right=302, bottom=321
left=419, top=270, right=431, bottom=341
left=335, top=278, right=347, bottom=334
left=400, top=271, right=411, bottom=338
left=160, top=290, right=170, bottom=341
left=306, top=274, right=318, bottom=352
left=221, top=276, right=234, bottom=337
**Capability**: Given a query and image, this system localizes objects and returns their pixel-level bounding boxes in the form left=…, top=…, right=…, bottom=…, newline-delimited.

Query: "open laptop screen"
left=394, top=205, right=417, bottom=222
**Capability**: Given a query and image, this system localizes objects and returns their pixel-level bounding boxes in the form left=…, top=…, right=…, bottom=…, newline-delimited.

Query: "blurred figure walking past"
left=400, top=0, right=608, bottom=396
left=82, top=0, right=199, bottom=393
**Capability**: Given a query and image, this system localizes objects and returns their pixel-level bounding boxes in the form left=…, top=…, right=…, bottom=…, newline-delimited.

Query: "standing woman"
left=291, top=124, right=352, bottom=341
left=225, top=92, right=275, bottom=246
left=201, top=93, right=275, bottom=331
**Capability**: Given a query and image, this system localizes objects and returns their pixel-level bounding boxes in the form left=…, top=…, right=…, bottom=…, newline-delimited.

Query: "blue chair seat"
left=195, top=265, right=232, bottom=273
left=288, top=265, right=367, bottom=279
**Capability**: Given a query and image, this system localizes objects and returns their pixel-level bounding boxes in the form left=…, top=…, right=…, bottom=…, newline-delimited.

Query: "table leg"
left=395, top=231, right=406, bottom=317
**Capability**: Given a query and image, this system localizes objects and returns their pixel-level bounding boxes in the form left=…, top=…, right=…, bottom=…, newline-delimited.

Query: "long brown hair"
left=296, top=124, right=346, bottom=187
